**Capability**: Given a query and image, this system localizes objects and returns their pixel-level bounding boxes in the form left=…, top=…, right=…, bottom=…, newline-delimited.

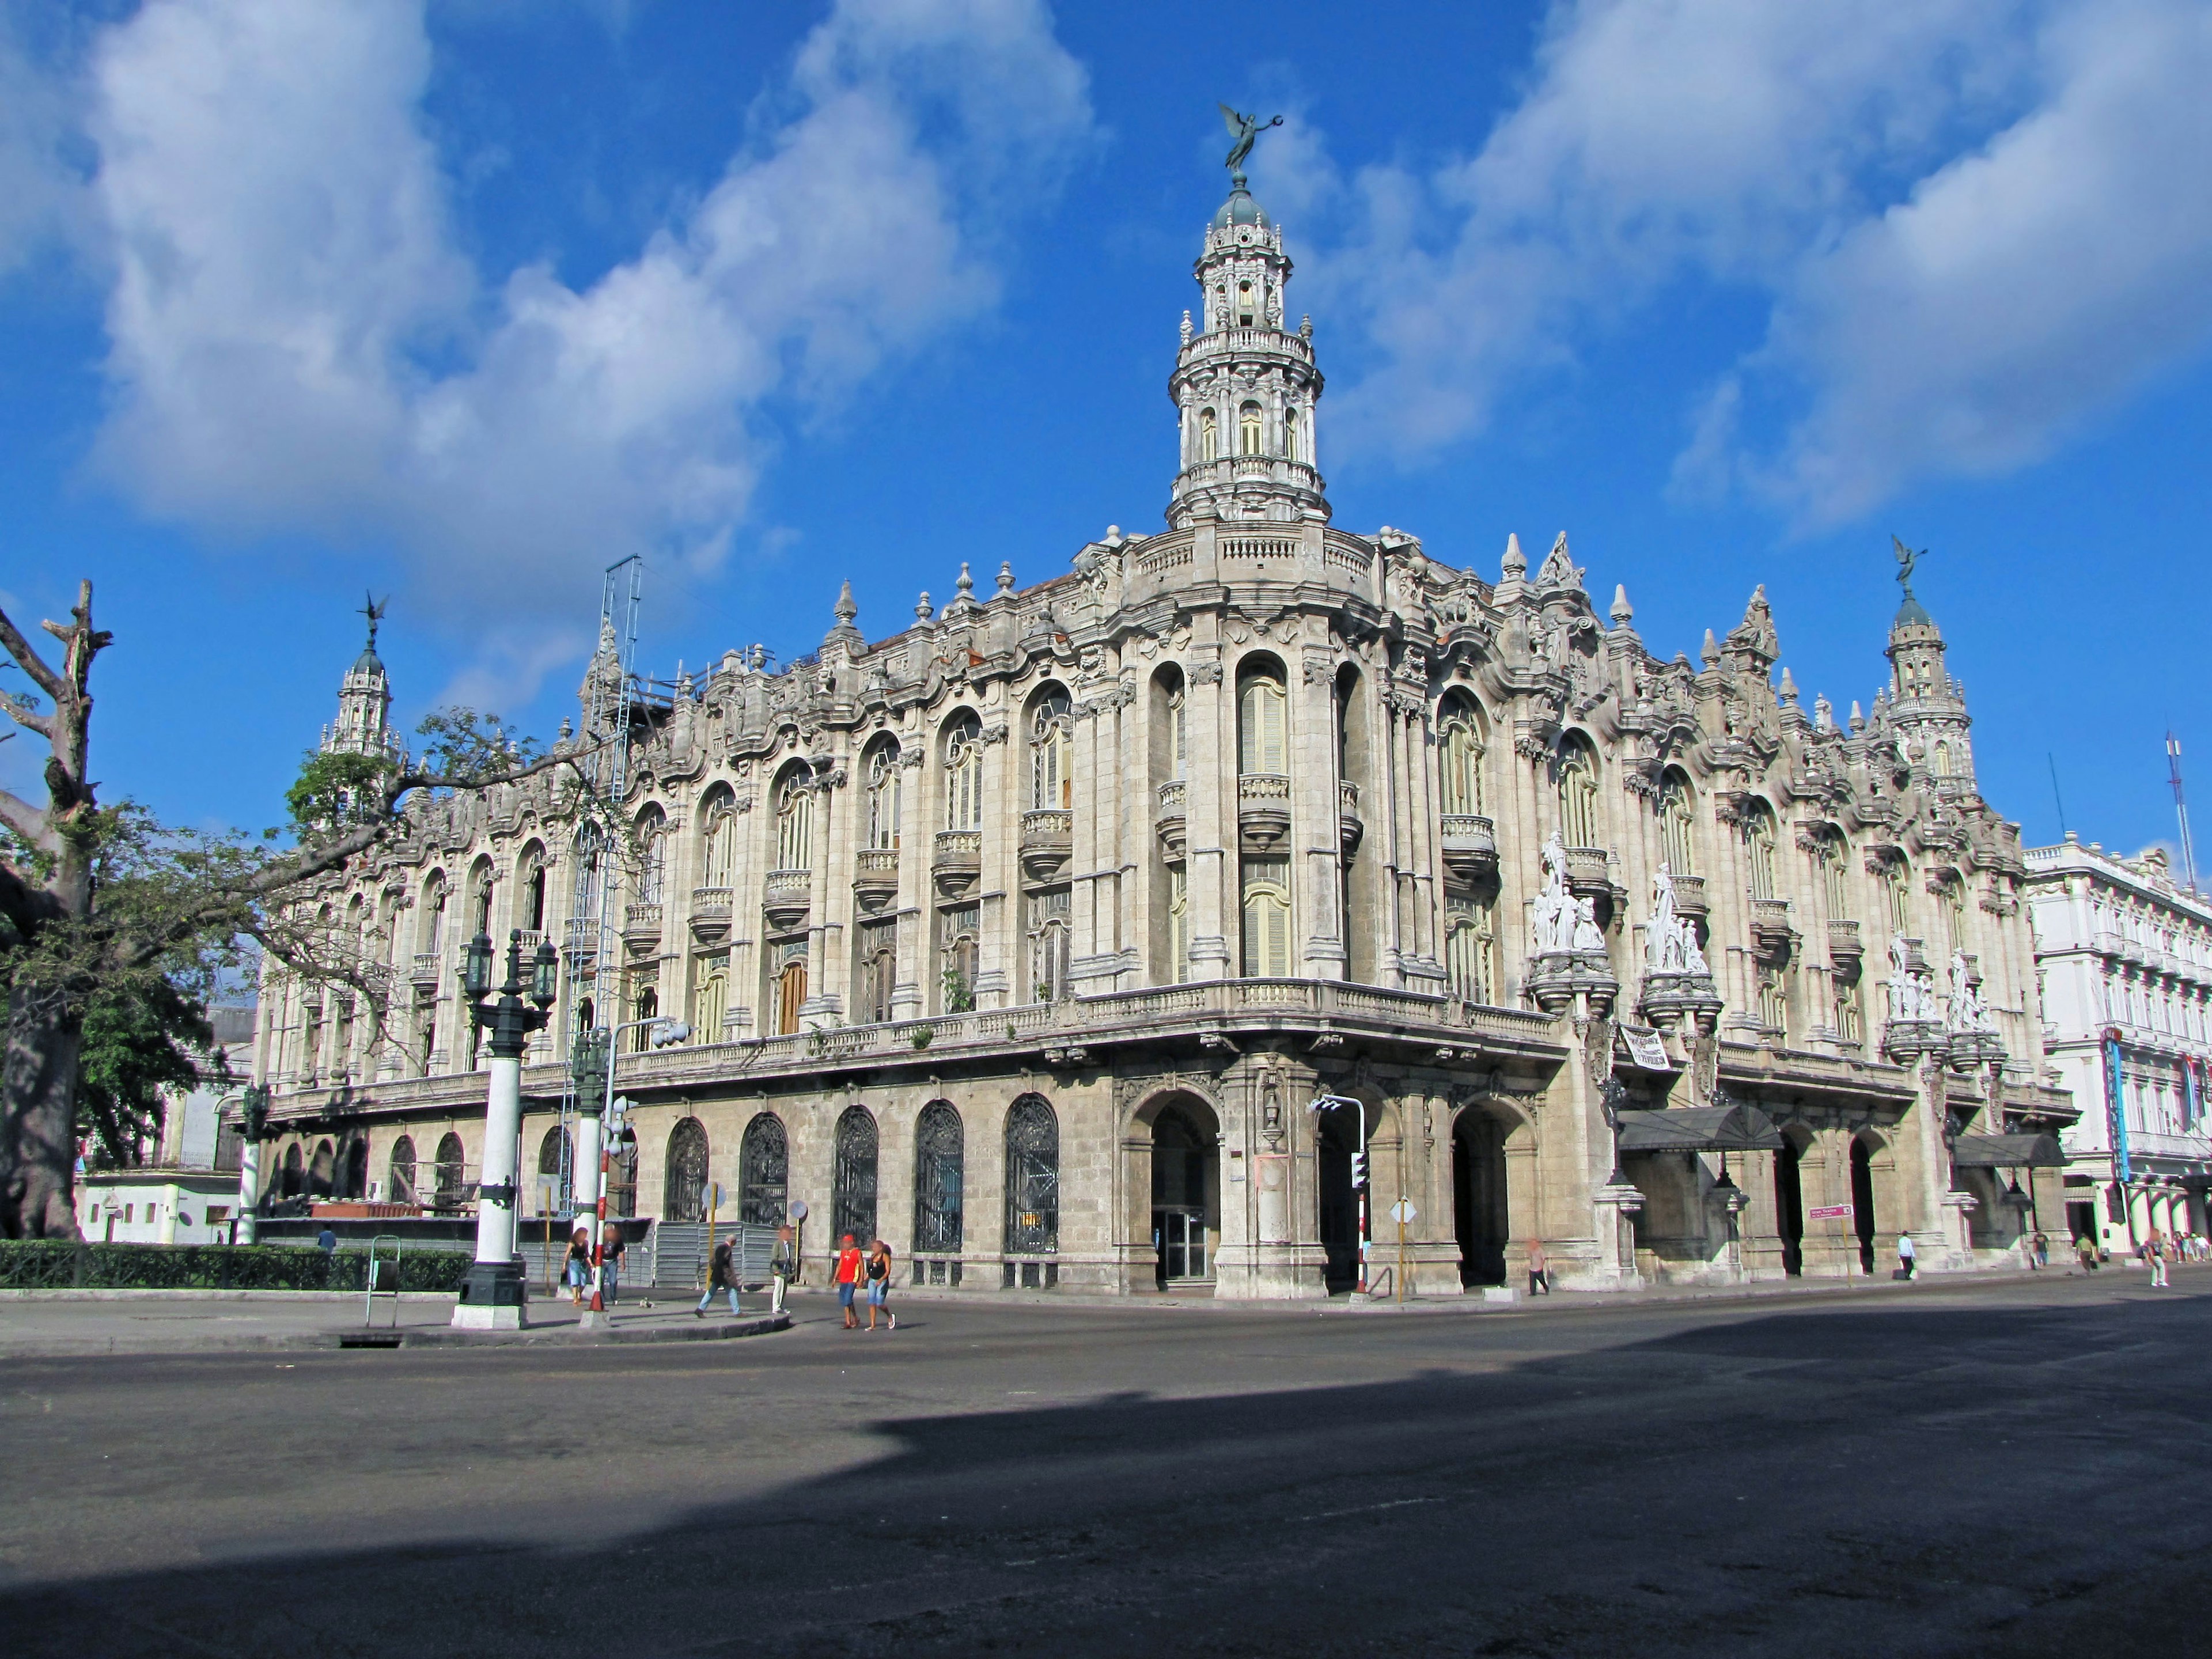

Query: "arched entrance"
left=1452, top=1107, right=1512, bottom=1286
left=1774, top=1130, right=1808, bottom=1277
left=664, top=1118, right=710, bottom=1222
left=1850, top=1135, right=1878, bottom=1274
left=833, top=1106, right=879, bottom=1245
left=340, top=1137, right=369, bottom=1200
left=1150, top=1102, right=1217, bottom=1287
left=308, top=1139, right=336, bottom=1198
left=1316, top=1101, right=1363, bottom=1292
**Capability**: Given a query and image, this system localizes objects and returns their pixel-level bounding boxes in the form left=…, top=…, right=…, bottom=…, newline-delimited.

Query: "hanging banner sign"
left=1808, top=1203, right=1854, bottom=1221
left=2104, top=1031, right=2131, bottom=1185
left=1620, top=1027, right=1673, bottom=1070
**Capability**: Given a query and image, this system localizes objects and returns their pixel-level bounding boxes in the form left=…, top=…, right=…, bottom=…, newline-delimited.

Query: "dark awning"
left=1616, top=1103, right=1785, bottom=1154
left=1952, top=1132, right=2066, bottom=1169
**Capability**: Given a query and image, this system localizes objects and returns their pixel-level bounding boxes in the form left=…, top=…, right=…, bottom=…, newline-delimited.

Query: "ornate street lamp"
left=452, top=929, right=560, bottom=1330
left=232, top=1082, right=271, bottom=1246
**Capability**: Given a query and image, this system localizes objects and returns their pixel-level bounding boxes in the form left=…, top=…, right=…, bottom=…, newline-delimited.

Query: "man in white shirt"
left=1897, top=1231, right=1918, bottom=1281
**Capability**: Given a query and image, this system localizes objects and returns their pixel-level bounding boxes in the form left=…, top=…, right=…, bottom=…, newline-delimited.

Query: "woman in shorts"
left=866, top=1237, right=895, bottom=1332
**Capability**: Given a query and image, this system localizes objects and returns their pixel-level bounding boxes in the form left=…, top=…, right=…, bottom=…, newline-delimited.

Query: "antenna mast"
left=2171, top=732, right=2199, bottom=893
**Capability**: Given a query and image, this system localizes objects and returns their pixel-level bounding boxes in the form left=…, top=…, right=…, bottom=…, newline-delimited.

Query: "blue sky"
left=2, top=0, right=2207, bottom=864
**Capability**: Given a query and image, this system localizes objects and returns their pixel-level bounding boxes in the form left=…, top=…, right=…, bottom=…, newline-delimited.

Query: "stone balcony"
left=1827, top=918, right=1863, bottom=972
left=934, top=830, right=982, bottom=898
left=1338, top=779, right=1362, bottom=857
left=1237, top=772, right=1291, bottom=854
left=853, top=849, right=899, bottom=911
left=554, top=922, right=592, bottom=966
left=1020, top=808, right=1073, bottom=883
left=1441, top=814, right=1497, bottom=882
left=1751, top=897, right=1798, bottom=965
left=689, top=886, right=733, bottom=944
left=623, top=902, right=662, bottom=956
left=1156, top=779, right=1187, bottom=862
left=1669, top=874, right=1708, bottom=919
left=1564, top=846, right=1612, bottom=899
left=763, top=869, right=810, bottom=932
left=408, top=952, right=441, bottom=990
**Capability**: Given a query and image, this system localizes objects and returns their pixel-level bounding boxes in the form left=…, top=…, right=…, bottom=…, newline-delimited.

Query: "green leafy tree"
left=77, top=976, right=225, bottom=1169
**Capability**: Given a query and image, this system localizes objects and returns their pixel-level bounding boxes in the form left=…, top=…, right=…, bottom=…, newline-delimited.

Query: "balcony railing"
left=409, top=952, right=442, bottom=987
left=933, top=830, right=982, bottom=899
left=1238, top=772, right=1290, bottom=802
left=1827, top=918, right=1863, bottom=960
left=1441, top=814, right=1497, bottom=880
left=763, top=869, right=810, bottom=931
left=622, top=902, right=663, bottom=953
left=689, top=886, right=734, bottom=944
left=1020, top=808, right=1073, bottom=882
left=1669, top=874, right=1708, bottom=916
left=854, top=849, right=899, bottom=908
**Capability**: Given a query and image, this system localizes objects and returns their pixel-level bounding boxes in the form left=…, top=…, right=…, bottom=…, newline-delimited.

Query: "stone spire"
left=1880, top=544, right=1974, bottom=786
left=322, top=596, right=400, bottom=763
left=824, top=578, right=863, bottom=650
left=1165, top=173, right=1328, bottom=530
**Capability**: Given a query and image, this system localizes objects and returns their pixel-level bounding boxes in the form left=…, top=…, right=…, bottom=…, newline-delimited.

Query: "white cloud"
left=1257, top=0, right=2212, bottom=526
left=79, top=0, right=1092, bottom=698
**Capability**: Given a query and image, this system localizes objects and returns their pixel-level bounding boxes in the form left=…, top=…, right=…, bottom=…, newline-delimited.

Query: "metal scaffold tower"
left=551, top=556, right=644, bottom=1218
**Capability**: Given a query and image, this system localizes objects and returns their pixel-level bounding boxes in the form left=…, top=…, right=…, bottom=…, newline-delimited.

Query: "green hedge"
left=0, top=1240, right=474, bottom=1293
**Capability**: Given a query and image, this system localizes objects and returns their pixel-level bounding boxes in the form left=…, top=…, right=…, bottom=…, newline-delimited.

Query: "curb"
left=349, top=1311, right=793, bottom=1349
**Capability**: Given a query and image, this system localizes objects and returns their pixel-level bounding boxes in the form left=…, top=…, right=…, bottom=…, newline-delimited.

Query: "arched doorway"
left=340, top=1137, right=369, bottom=1200
left=1850, top=1135, right=1878, bottom=1274
left=737, top=1113, right=787, bottom=1226
left=1315, top=1101, right=1363, bottom=1291
left=914, top=1101, right=964, bottom=1262
left=1004, top=1095, right=1059, bottom=1287
left=664, top=1118, right=710, bottom=1222
left=280, top=1143, right=305, bottom=1199
left=833, top=1106, right=879, bottom=1245
left=1774, top=1131, right=1807, bottom=1277
left=537, top=1127, right=571, bottom=1214
left=388, top=1137, right=417, bottom=1205
left=1452, top=1108, right=1510, bottom=1286
left=1150, top=1102, right=1216, bottom=1287
left=309, top=1139, right=336, bottom=1198
left=434, top=1134, right=465, bottom=1210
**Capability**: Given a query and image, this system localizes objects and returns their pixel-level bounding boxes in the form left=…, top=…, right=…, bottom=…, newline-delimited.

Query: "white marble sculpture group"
left=1532, top=831, right=1606, bottom=957
left=1644, top=863, right=1709, bottom=977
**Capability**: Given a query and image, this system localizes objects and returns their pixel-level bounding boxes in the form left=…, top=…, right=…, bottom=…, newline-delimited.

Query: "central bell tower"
left=1166, top=180, right=1330, bottom=530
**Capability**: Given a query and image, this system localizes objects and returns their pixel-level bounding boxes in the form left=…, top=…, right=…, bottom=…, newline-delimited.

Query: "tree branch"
left=0, top=686, right=53, bottom=741
left=0, top=785, right=50, bottom=851
left=0, top=600, right=67, bottom=702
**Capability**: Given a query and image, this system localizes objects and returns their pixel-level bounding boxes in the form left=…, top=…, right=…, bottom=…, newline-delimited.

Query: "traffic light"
left=241, top=1082, right=270, bottom=1143
left=608, top=1095, right=638, bottom=1150
left=1350, top=1149, right=1368, bottom=1190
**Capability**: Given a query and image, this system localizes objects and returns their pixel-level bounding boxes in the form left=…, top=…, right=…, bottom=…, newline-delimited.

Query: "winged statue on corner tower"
left=1219, top=105, right=1283, bottom=184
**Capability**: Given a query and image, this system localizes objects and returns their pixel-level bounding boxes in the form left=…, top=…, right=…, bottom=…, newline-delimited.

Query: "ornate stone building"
left=246, top=176, right=2073, bottom=1294
left=2025, top=836, right=2212, bottom=1252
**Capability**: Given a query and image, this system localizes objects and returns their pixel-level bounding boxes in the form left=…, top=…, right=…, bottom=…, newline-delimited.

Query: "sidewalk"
left=0, top=1289, right=790, bottom=1358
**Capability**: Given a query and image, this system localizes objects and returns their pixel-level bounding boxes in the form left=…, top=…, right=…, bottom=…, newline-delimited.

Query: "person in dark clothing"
left=695, top=1236, right=740, bottom=1317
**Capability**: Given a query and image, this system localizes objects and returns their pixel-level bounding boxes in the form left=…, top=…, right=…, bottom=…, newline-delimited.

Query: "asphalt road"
left=3, top=1271, right=2205, bottom=1658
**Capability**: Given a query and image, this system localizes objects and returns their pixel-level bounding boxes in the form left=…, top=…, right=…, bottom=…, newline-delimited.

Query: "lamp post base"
left=452, top=1261, right=529, bottom=1330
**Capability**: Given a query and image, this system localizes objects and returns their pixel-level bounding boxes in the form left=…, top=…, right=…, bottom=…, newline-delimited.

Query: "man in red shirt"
left=834, top=1233, right=865, bottom=1329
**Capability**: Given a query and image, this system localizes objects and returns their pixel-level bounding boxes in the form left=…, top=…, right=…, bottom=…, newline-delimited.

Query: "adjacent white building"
left=77, top=1006, right=256, bottom=1244
left=2025, top=836, right=2212, bottom=1250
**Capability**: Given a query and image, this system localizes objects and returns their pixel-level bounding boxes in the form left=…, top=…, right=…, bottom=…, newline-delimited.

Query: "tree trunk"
left=2, top=984, right=85, bottom=1239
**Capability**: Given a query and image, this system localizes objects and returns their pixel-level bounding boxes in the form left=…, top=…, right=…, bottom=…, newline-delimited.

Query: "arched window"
left=1883, top=858, right=1912, bottom=935
left=1168, top=863, right=1191, bottom=983
left=469, top=872, right=493, bottom=938
left=420, top=877, right=446, bottom=956
left=637, top=812, right=666, bottom=905
left=523, top=856, right=547, bottom=932
left=537, top=1128, right=570, bottom=1206
left=700, top=795, right=736, bottom=888
left=772, top=944, right=807, bottom=1036
left=1238, top=665, right=1287, bottom=775
left=1241, top=857, right=1292, bottom=977
left=694, top=951, right=729, bottom=1040
left=1004, top=1096, right=1059, bottom=1256
left=775, top=774, right=812, bottom=872
left=281, top=1142, right=304, bottom=1198
left=1744, top=801, right=1778, bottom=900
left=865, top=745, right=902, bottom=851
left=1237, top=280, right=1255, bottom=327
left=1239, top=400, right=1263, bottom=456
left=1817, top=830, right=1851, bottom=919
left=1558, top=736, right=1600, bottom=848
left=629, top=986, right=658, bottom=1052
left=737, top=1113, right=787, bottom=1226
left=914, top=1101, right=964, bottom=1255
left=434, top=1134, right=465, bottom=1207
left=1933, top=740, right=1952, bottom=776
left=1284, top=406, right=1300, bottom=462
left=1168, top=685, right=1188, bottom=779
left=574, top=824, right=603, bottom=923
left=1198, top=407, right=1218, bottom=463
left=662, top=1117, right=710, bottom=1223
left=1445, top=891, right=1497, bottom=1003
left=1438, top=697, right=1486, bottom=815
left=944, top=714, right=983, bottom=832
left=832, top=1106, right=879, bottom=1245
left=1031, top=690, right=1073, bottom=810
left=388, top=1137, right=417, bottom=1205
left=1659, top=772, right=1696, bottom=876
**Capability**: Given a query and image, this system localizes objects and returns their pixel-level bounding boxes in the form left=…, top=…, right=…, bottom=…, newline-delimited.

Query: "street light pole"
left=1308, top=1094, right=1370, bottom=1296
left=234, top=1084, right=269, bottom=1247
left=452, top=929, right=560, bottom=1331
left=578, top=1013, right=689, bottom=1329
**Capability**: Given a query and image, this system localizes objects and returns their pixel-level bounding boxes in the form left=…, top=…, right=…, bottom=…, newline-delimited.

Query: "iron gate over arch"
left=834, top=1106, right=879, bottom=1245
left=738, top=1113, right=789, bottom=1226
left=664, top=1117, right=710, bottom=1222
left=914, top=1101, right=964, bottom=1254
left=1004, top=1095, right=1059, bottom=1255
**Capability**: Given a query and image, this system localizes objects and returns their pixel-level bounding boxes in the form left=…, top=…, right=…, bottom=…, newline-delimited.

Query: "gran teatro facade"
left=248, top=177, right=2074, bottom=1296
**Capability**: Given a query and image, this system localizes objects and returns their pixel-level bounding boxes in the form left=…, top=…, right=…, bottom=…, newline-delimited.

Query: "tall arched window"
left=865, top=745, right=902, bottom=851
left=1198, top=407, right=1218, bottom=463
left=1239, top=400, right=1263, bottom=456
left=1744, top=801, right=1778, bottom=900
left=694, top=950, right=729, bottom=1039
left=1168, top=685, right=1188, bottom=779
left=1031, top=690, right=1073, bottom=809
left=574, top=824, right=603, bottom=923
left=1558, top=736, right=1600, bottom=848
left=1284, top=406, right=1300, bottom=462
left=421, top=877, right=446, bottom=956
left=388, top=1137, right=417, bottom=1205
left=434, top=1133, right=465, bottom=1207
left=1242, top=858, right=1292, bottom=977
left=1817, top=829, right=1851, bottom=919
left=662, top=1117, right=710, bottom=1222
left=637, top=812, right=666, bottom=905
left=1438, top=696, right=1486, bottom=815
left=772, top=943, right=806, bottom=1037
left=468, top=874, right=493, bottom=939
left=1659, top=772, right=1696, bottom=876
left=1445, top=891, right=1497, bottom=1003
left=628, top=986, right=658, bottom=1052
left=1168, top=864, right=1191, bottom=983
left=523, top=855, right=547, bottom=932
left=944, top=714, right=983, bottom=831
left=775, top=774, right=812, bottom=871
left=737, top=1113, right=787, bottom=1226
left=537, top=1127, right=570, bottom=1204
left=1238, top=664, right=1287, bottom=775
left=1004, top=1096, right=1059, bottom=1256
left=832, top=1106, right=879, bottom=1245
left=700, top=796, right=736, bottom=888
left=1883, top=857, right=1912, bottom=935
left=914, top=1101, right=964, bottom=1256
left=1933, top=740, right=1952, bottom=775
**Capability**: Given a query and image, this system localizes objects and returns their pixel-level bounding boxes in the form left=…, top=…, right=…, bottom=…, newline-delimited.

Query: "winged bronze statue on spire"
left=1219, top=104, right=1283, bottom=187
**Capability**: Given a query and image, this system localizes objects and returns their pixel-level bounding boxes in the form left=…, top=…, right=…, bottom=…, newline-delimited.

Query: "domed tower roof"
left=1209, top=185, right=1271, bottom=232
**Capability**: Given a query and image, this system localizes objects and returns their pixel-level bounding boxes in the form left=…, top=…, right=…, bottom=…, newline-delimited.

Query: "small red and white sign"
left=1808, top=1203, right=1854, bottom=1221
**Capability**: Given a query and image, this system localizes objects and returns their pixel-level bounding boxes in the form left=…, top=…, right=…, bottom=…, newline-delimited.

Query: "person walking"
left=564, top=1225, right=593, bottom=1306
left=865, top=1238, right=896, bottom=1332
left=695, top=1234, right=740, bottom=1317
left=600, top=1222, right=627, bottom=1306
left=1897, top=1230, right=1918, bottom=1281
left=2033, top=1231, right=2050, bottom=1270
left=1525, top=1238, right=1550, bottom=1296
left=834, top=1233, right=865, bottom=1330
left=2076, top=1232, right=2098, bottom=1272
left=769, top=1224, right=797, bottom=1316
left=2149, top=1230, right=2171, bottom=1288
